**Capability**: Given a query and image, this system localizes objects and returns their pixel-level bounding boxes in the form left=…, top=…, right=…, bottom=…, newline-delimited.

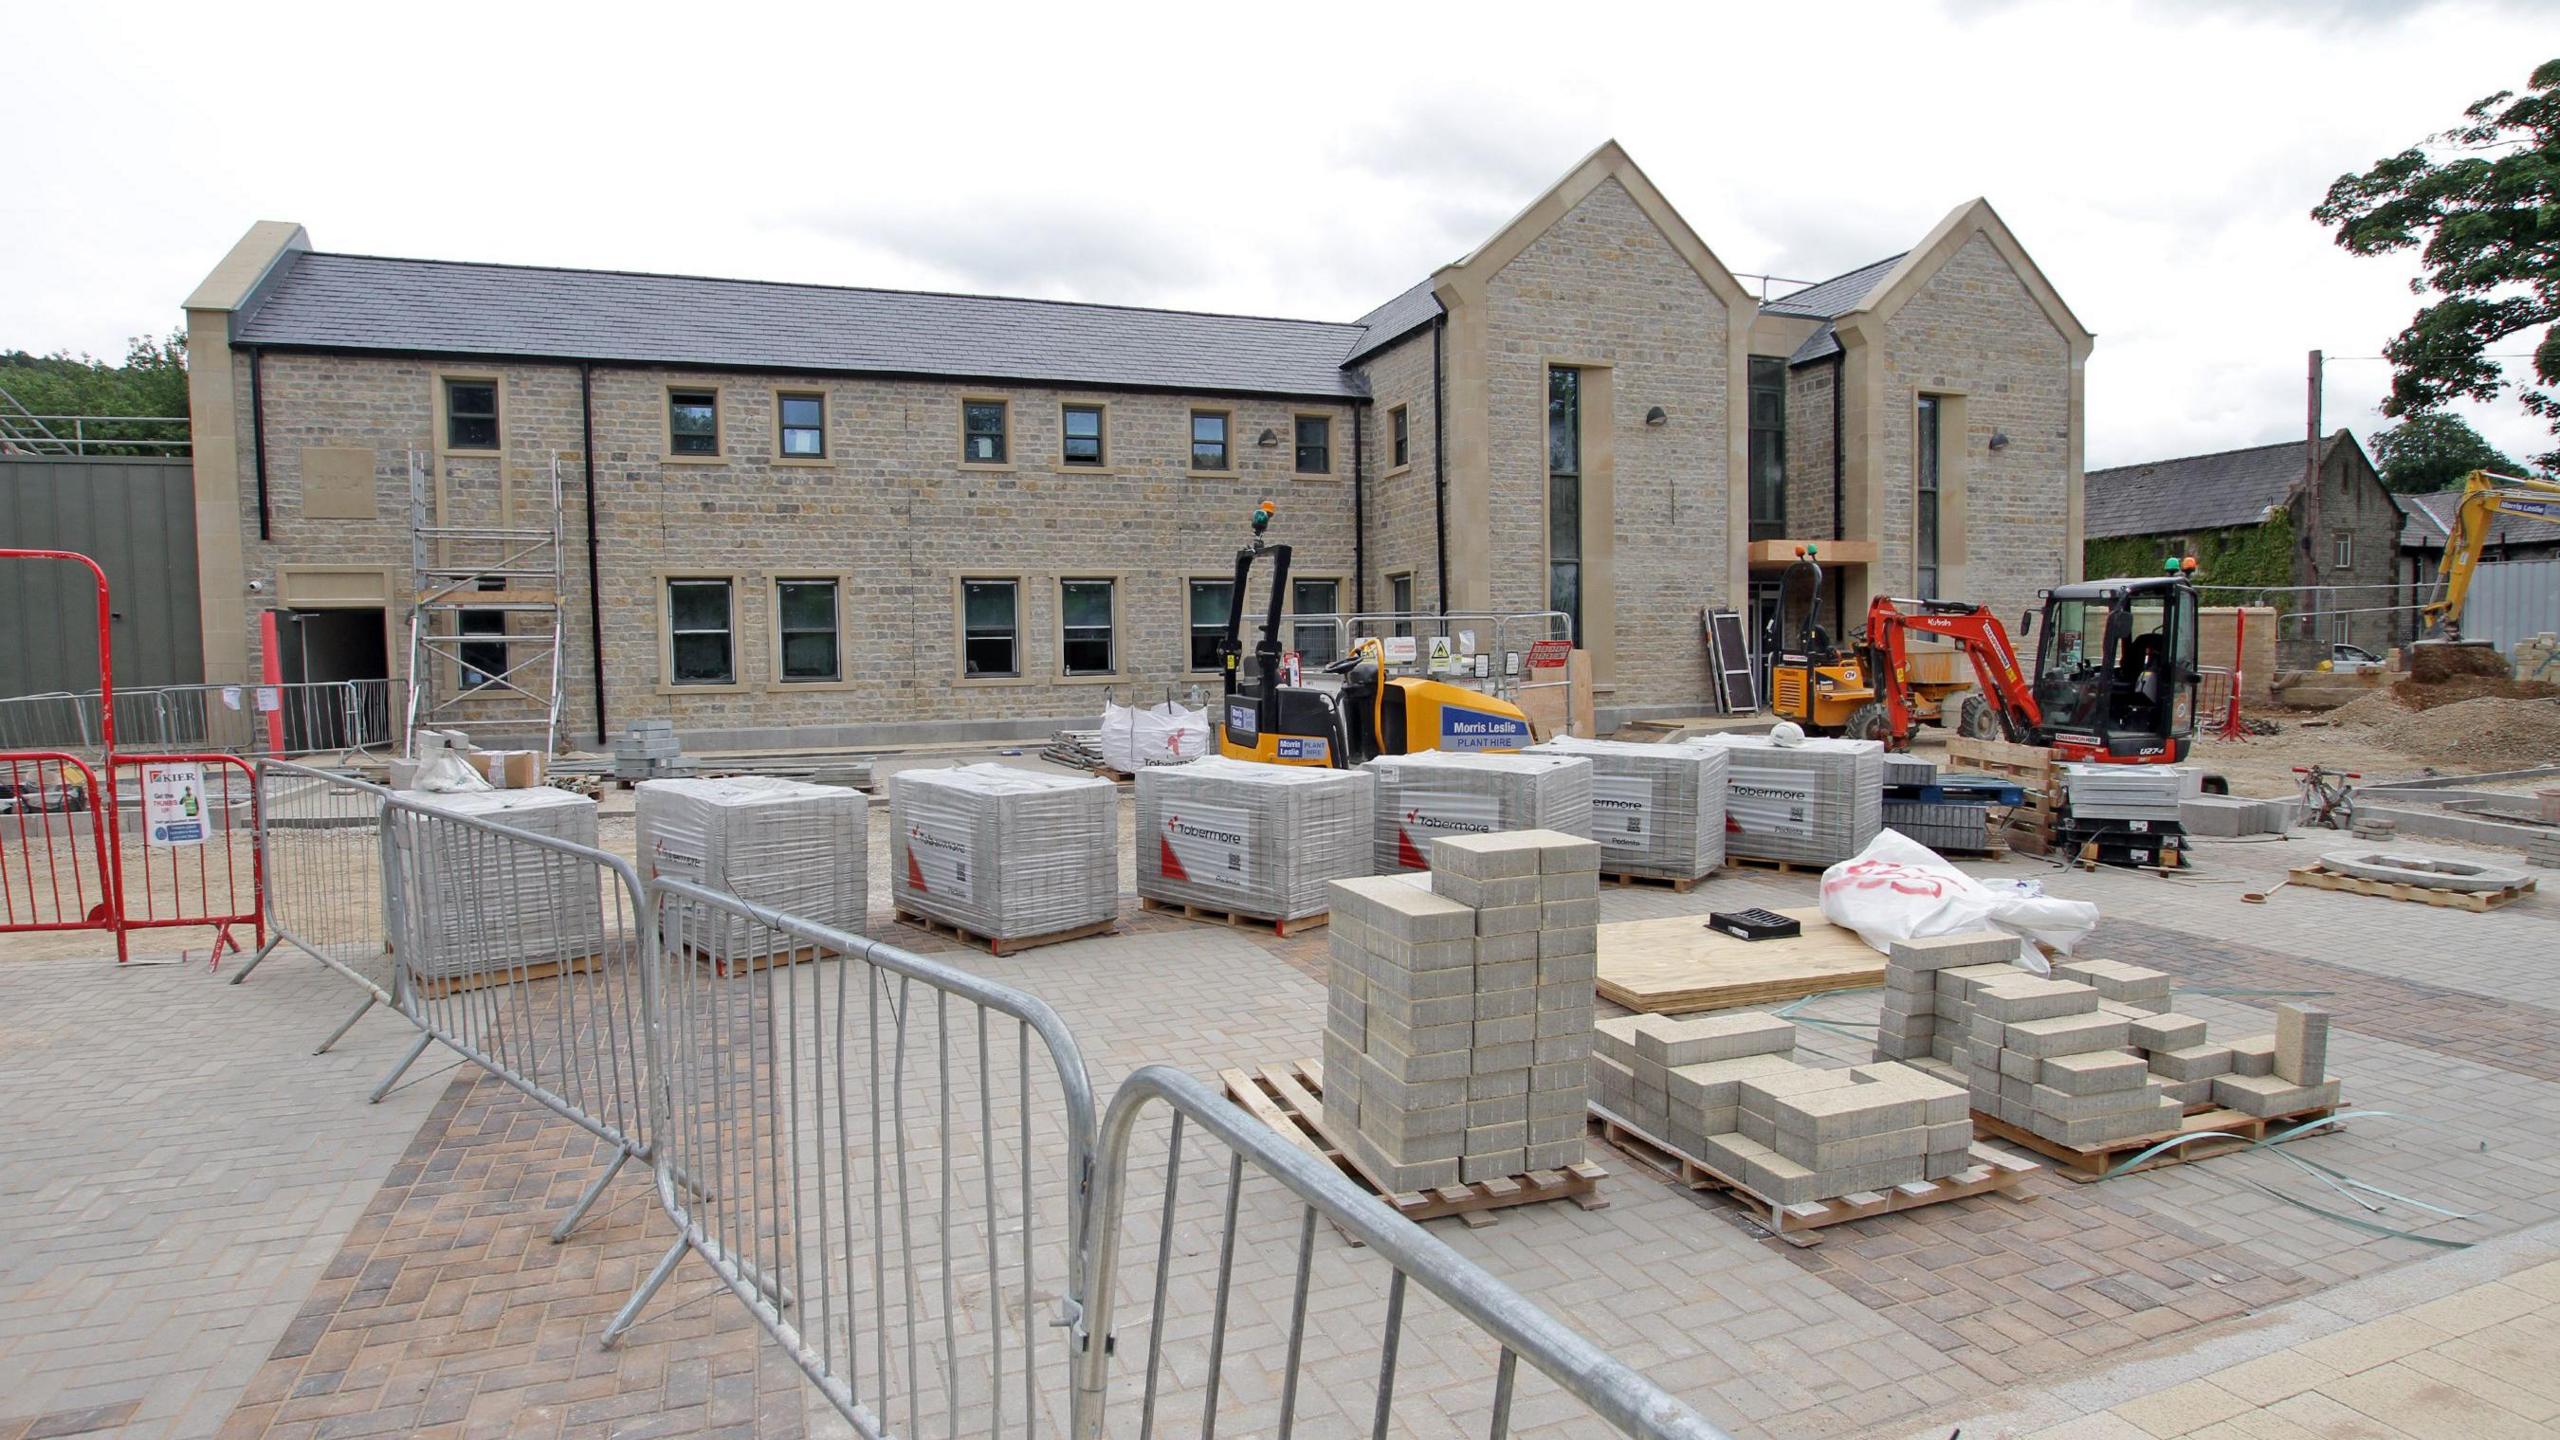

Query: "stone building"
left=183, top=142, right=2090, bottom=748
left=2084, top=430, right=2400, bottom=665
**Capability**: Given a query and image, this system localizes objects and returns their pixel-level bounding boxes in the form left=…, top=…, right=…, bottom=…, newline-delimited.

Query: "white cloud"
left=2, top=0, right=2550, bottom=465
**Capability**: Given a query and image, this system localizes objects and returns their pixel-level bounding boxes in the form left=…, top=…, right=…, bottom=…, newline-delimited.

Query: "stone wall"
left=1783, top=359, right=1837, bottom=541
left=1356, top=327, right=1441, bottom=614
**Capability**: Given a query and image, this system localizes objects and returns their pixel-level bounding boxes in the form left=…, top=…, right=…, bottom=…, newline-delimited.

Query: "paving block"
left=1887, top=930, right=2023, bottom=973
left=2004, top=1012, right=2131, bottom=1059
left=1738, top=1066, right=1862, bottom=1115
left=2038, top=1100, right=2180, bottom=1149
left=2148, top=1043, right=2236, bottom=1083
left=1462, top=1148, right=1528, bottom=1183
left=2158, top=1076, right=2216, bottom=1106
left=1426, top=831, right=1546, bottom=880
left=2129, top=1013, right=2210, bottom=1052
left=1540, top=869, right=1600, bottom=902
left=1525, top=830, right=1602, bottom=873
left=1540, top=898, right=1600, bottom=931
left=1785, top=1122, right=1930, bottom=1172
left=1524, top=1139, right=1584, bottom=1171
left=1664, top=1053, right=1801, bottom=1111
left=2039, top=1050, right=2153, bottom=1095
left=2212, top=1074, right=2341, bottom=1117
left=1538, top=925, right=1598, bottom=959
left=1975, top=977, right=2102, bottom=1023
left=2226, top=1033, right=2277, bottom=1078
left=1330, top=876, right=1478, bottom=943
left=1772, top=1087, right=1929, bottom=1145
left=2275, top=1003, right=2330, bottom=1085
left=1936, top=961, right=2023, bottom=1002
left=2029, top=1081, right=2167, bottom=1122
left=1815, top=1153, right=1929, bottom=1197
left=1998, top=1046, right=2041, bottom=1082
left=1435, top=871, right=1539, bottom=910
left=2050, top=958, right=2172, bottom=1004
left=1468, top=1093, right=1528, bottom=1127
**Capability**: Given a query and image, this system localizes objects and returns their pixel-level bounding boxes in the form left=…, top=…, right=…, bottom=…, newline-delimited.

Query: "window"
left=445, top=380, right=498, bottom=451
left=670, top=390, right=719, bottom=456
left=1547, top=366, right=1583, bottom=642
left=963, top=401, right=1008, bottom=464
left=1389, top=572, right=1415, bottom=636
left=1915, top=394, right=1943, bottom=599
left=1291, top=578, right=1340, bottom=667
left=962, top=579, right=1018, bottom=677
left=667, top=579, right=735, bottom=685
left=775, top=579, right=840, bottom=682
left=1188, top=579, right=1234, bottom=671
left=2333, top=531, right=2353, bottom=570
left=778, top=393, right=825, bottom=458
left=1390, top=405, right=1410, bottom=469
left=1294, top=415, right=1331, bottom=475
left=1060, top=578, right=1116, bottom=675
left=1061, top=404, right=1105, bottom=467
left=459, top=609, right=506, bottom=688
left=1190, top=411, right=1231, bottom=472
left=1748, top=357, right=1786, bottom=542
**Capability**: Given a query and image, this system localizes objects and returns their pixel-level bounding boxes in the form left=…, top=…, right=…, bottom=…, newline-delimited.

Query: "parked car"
left=2327, top=643, right=2387, bottom=674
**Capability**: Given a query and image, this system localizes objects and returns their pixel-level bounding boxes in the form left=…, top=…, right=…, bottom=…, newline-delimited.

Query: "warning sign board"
left=143, top=762, right=206, bottom=847
left=1526, top=638, right=1572, bottom=671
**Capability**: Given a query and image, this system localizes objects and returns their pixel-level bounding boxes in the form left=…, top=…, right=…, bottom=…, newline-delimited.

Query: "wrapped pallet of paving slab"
left=2059, top=763, right=2199, bottom=823
left=1364, top=750, right=1593, bottom=872
left=386, top=786, right=608, bottom=983
left=887, top=764, right=1117, bottom=943
left=636, top=776, right=868, bottom=962
left=1680, top=733, right=1883, bottom=867
left=1523, top=735, right=1726, bottom=879
left=1136, top=757, right=1372, bottom=922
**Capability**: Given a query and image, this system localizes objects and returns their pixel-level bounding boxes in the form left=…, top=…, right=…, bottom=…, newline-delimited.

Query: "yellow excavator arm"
left=2421, top=468, right=2560, bottom=639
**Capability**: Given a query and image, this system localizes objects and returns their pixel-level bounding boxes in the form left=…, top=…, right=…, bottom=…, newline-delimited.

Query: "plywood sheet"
left=1596, top=905, right=1885, bottom=1014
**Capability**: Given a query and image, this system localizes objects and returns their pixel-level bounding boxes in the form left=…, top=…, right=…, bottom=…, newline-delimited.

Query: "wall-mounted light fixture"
left=1257, top=427, right=1280, bottom=447
left=1644, top=406, right=1669, bottom=428
left=1988, top=431, right=2011, bottom=451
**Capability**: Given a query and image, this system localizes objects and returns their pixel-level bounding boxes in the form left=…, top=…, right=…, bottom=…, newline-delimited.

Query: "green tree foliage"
left=0, top=330, right=190, bottom=454
left=2314, top=59, right=2560, bottom=468
left=2369, top=411, right=2525, bottom=493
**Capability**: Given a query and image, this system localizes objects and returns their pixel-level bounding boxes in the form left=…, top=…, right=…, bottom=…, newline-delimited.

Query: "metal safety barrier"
left=609, top=879, right=1100, bottom=1440
left=373, top=794, right=658, bottom=1241
left=233, top=759, right=401, bottom=1052
left=0, top=679, right=395, bottom=759
left=0, top=752, right=115, bottom=937
left=1076, top=1065, right=1724, bottom=1440
left=110, top=753, right=263, bottom=964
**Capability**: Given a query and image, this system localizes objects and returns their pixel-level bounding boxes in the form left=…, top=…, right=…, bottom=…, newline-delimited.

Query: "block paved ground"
left=0, top=812, right=2552, bottom=1438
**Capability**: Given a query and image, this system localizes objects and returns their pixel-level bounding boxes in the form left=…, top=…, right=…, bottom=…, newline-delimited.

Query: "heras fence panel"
left=1075, top=1065, right=1729, bottom=1440
left=611, top=877, right=1100, bottom=1440
left=233, top=759, right=401, bottom=1053
left=377, top=793, right=656, bottom=1242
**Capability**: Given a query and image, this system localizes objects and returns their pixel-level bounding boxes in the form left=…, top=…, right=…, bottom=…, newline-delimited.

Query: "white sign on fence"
left=143, top=762, right=206, bottom=847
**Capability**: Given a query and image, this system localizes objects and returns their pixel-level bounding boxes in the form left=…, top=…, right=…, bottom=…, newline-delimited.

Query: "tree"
left=2313, top=59, right=2560, bottom=469
left=2368, top=411, right=2525, bottom=493
left=0, top=330, right=189, bottom=455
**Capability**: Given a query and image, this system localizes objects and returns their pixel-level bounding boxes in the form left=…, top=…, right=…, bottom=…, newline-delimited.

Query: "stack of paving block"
left=2176, top=794, right=2295, bottom=837
left=388, top=786, right=609, bottom=981
left=1135, top=757, right=1373, bottom=922
left=1867, top=931, right=2030, bottom=1064
left=1321, top=829, right=1599, bottom=1191
left=635, top=776, right=868, bottom=961
left=1680, top=734, right=1883, bottom=866
left=1522, top=735, right=1727, bottom=880
left=2059, top=764, right=2199, bottom=823
left=2049, top=957, right=2173, bottom=1014
left=1882, top=753, right=1939, bottom=788
left=1364, top=751, right=1593, bottom=873
left=1963, top=975, right=2183, bottom=1148
left=2122, top=1011, right=2229, bottom=1106
left=886, top=764, right=1118, bottom=942
left=615, top=719, right=690, bottom=781
left=2210, top=1003, right=2340, bottom=1117
left=1598, top=1012, right=1973, bottom=1203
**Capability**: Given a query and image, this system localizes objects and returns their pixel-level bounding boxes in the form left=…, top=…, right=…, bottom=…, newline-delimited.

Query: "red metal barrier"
left=0, top=753, right=120, bottom=952
left=112, top=754, right=265, bottom=965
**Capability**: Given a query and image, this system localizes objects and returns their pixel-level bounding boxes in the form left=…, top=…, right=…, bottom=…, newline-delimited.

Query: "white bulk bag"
left=1817, top=828, right=2098, bottom=971
left=1101, top=700, right=1210, bottom=773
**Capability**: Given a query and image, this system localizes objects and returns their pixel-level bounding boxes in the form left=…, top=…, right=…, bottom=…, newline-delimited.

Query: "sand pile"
left=2374, top=696, right=2560, bottom=768
left=2328, top=690, right=2414, bottom=729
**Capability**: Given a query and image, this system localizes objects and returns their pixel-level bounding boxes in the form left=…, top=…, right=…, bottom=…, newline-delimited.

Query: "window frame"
left=766, top=575, right=849, bottom=688
left=1292, top=413, right=1334, bottom=477
left=1186, top=576, right=1236, bottom=674
left=773, top=389, right=828, bottom=463
left=1915, top=393, right=1943, bottom=599
left=1058, top=401, right=1110, bottom=471
left=2333, top=531, right=2354, bottom=571
left=1188, top=409, right=1234, bottom=475
left=1388, top=404, right=1411, bottom=472
left=665, top=385, right=724, bottom=462
left=457, top=607, right=508, bottom=690
left=955, top=575, right=1026, bottom=684
left=1546, top=364, right=1583, bottom=642
left=658, top=573, right=743, bottom=692
left=440, top=376, right=502, bottom=454
left=1287, top=574, right=1345, bottom=668
left=960, top=397, right=1012, bottom=469
left=1747, top=356, right=1786, bottom=542
left=1055, top=575, right=1127, bottom=681
left=1388, top=572, right=1416, bottom=637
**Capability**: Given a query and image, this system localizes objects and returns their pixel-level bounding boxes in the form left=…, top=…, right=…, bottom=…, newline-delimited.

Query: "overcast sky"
left=4, top=1, right=2551, bottom=471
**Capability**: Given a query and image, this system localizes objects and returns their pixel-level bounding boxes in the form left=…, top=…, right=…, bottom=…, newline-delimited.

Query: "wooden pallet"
left=1724, top=854, right=1823, bottom=876
left=408, top=951, right=609, bottom=999
left=1601, top=869, right=1708, bottom=893
left=676, top=940, right=836, bottom=977
left=1589, top=1105, right=2036, bottom=1244
left=1972, top=1102, right=2344, bottom=1183
left=1221, top=1059, right=1606, bottom=1228
left=1139, top=896, right=1328, bottom=938
left=891, top=909, right=1118, bottom=956
left=2284, top=864, right=2536, bottom=912
left=1596, top=905, right=1885, bottom=1014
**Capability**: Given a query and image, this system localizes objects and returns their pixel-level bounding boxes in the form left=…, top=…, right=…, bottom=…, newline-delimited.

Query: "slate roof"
left=1342, top=277, right=1445, bottom=367
left=2397, top=484, right=2560, bottom=551
left=2084, top=434, right=2349, bottom=539
left=231, top=251, right=1372, bottom=399
left=1761, top=254, right=1904, bottom=366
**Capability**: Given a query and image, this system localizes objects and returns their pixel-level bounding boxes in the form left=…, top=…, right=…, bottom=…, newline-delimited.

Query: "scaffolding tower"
left=403, top=450, right=566, bottom=755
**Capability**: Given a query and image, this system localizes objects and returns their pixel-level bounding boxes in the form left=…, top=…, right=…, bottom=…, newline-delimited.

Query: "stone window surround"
left=656, top=570, right=746, bottom=694
left=764, top=573, right=854, bottom=692
left=1052, top=572, right=1133, bottom=684
left=960, top=396, right=1013, bottom=471
left=663, top=384, right=726, bottom=464
left=953, top=573, right=1029, bottom=686
left=1540, top=357, right=1613, bottom=654
left=771, top=388, right=830, bottom=466
left=1290, top=411, right=1336, bottom=478
left=1387, top=404, right=1411, bottom=475
left=1909, top=388, right=1971, bottom=603
left=1188, top=408, right=1236, bottom=476
left=1057, top=399, right=1113, bottom=474
left=436, top=372, right=502, bottom=456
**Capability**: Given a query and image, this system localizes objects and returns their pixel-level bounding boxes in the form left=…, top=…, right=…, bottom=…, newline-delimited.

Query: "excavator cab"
left=1763, top=547, right=1876, bottom=732
left=2027, top=568, right=2201, bottom=763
